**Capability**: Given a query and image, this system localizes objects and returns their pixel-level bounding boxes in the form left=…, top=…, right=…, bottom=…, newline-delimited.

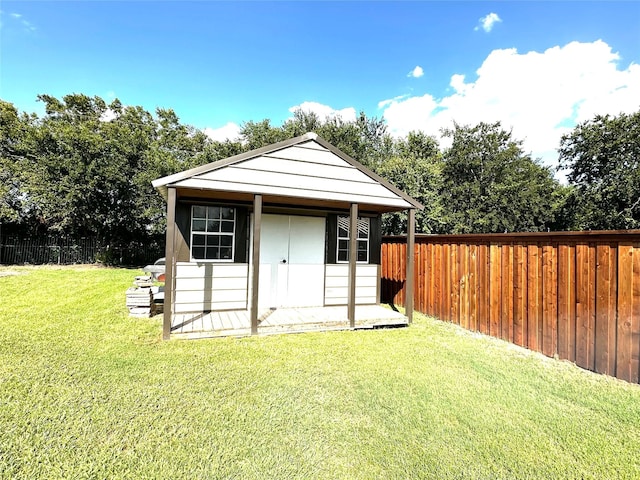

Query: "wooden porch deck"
left=170, top=305, right=408, bottom=339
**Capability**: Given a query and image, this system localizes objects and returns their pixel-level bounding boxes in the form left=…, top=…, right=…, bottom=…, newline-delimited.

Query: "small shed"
left=152, top=132, right=423, bottom=339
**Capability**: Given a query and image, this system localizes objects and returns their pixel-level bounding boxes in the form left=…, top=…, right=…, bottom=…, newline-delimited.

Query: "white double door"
left=257, top=214, right=326, bottom=308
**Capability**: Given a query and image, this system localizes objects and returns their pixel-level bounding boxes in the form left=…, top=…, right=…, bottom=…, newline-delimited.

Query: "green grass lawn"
left=1, top=266, right=639, bottom=479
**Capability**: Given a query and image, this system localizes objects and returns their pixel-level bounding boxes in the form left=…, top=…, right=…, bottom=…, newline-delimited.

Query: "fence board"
left=501, top=244, right=514, bottom=342
left=468, top=244, right=478, bottom=331
left=616, top=244, right=634, bottom=382
left=460, top=244, right=470, bottom=330
left=575, top=244, right=595, bottom=370
left=478, top=244, right=490, bottom=335
left=557, top=244, right=576, bottom=361
left=595, top=244, right=617, bottom=375
left=633, top=244, right=640, bottom=383
left=488, top=245, right=501, bottom=337
left=450, top=244, right=460, bottom=325
left=527, top=244, right=541, bottom=351
left=513, top=244, right=527, bottom=347
left=426, top=243, right=433, bottom=313
left=542, top=244, right=557, bottom=357
left=437, top=243, right=444, bottom=320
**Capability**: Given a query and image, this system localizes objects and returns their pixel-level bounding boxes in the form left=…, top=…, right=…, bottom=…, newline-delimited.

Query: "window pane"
left=192, top=219, right=206, bottom=232
left=192, top=205, right=236, bottom=261
left=338, top=250, right=348, bottom=262
left=357, top=240, right=368, bottom=262
left=338, top=239, right=349, bottom=251
left=220, top=221, right=234, bottom=233
left=208, top=206, right=220, bottom=219
left=207, top=220, right=220, bottom=232
left=337, top=216, right=349, bottom=237
left=193, top=234, right=205, bottom=246
left=192, top=206, right=206, bottom=219
left=221, top=207, right=234, bottom=220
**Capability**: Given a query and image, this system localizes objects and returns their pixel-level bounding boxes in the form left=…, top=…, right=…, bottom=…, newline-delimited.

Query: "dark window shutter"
left=175, top=201, right=192, bottom=262
left=369, top=215, right=382, bottom=265
left=234, top=207, right=248, bottom=263
left=326, top=214, right=337, bottom=264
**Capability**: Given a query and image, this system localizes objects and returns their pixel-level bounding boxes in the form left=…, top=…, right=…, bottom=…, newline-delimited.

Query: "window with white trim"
left=337, top=216, right=370, bottom=263
left=191, top=205, right=235, bottom=261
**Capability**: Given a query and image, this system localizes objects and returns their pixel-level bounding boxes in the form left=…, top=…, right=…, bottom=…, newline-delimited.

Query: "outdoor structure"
left=152, top=133, right=422, bottom=339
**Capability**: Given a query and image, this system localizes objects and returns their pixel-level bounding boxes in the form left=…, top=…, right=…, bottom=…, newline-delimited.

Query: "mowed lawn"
left=1, top=266, right=639, bottom=479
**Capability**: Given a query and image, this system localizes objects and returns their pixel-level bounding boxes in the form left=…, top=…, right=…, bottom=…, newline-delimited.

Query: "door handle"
left=281, top=259, right=287, bottom=264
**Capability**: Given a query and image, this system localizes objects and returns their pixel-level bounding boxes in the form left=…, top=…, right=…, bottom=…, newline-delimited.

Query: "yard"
left=1, top=266, right=639, bottom=479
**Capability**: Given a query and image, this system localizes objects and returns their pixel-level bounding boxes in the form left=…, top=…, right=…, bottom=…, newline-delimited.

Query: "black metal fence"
left=0, top=235, right=165, bottom=266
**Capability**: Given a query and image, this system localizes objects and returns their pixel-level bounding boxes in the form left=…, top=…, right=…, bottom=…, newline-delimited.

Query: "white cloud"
left=7, top=11, right=36, bottom=32
left=203, top=122, right=242, bottom=142
left=378, top=40, right=640, bottom=171
left=204, top=103, right=357, bottom=144
left=378, top=95, right=408, bottom=109
left=288, top=101, right=357, bottom=122
left=408, top=66, right=424, bottom=78
left=475, top=12, right=501, bottom=33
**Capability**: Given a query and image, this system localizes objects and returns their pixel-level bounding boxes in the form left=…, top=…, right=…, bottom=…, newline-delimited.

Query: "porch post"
left=250, top=194, right=263, bottom=335
left=405, top=208, right=416, bottom=324
left=162, top=187, right=176, bottom=340
left=348, top=203, right=358, bottom=328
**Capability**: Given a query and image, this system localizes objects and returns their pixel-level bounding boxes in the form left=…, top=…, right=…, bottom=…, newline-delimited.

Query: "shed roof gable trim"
left=152, top=133, right=423, bottom=210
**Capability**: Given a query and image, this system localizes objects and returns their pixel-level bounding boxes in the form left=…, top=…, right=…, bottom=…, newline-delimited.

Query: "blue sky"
left=1, top=1, right=639, bottom=169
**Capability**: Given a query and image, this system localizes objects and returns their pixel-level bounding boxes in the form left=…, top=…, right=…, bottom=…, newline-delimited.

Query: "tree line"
left=1, top=94, right=638, bottom=259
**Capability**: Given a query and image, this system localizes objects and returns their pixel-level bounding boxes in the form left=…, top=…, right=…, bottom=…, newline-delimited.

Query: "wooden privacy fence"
left=382, top=231, right=640, bottom=384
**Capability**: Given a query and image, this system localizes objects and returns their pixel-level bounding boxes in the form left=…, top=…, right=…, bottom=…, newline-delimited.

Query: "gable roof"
left=152, top=132, right=423, bottom=211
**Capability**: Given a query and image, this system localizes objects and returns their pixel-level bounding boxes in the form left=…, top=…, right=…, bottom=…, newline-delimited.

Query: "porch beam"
left=250, top=194, right=263, bottom=335
left=405, top=208, right=416, bottom=324
left=348, top=203, right=358, bottom=328
left=162, top=187, right=176, bottom=340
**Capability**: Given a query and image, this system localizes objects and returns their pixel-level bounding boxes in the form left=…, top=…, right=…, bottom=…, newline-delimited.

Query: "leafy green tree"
left=378, top=131, right=445, bottom=235
left=240, top=110, right=392, bottom=170
left=0, top=100, right=38, bottom=230
left=559, top=110, right=640, bottom=230
left=441, top=122, right=562, bottom=233
left=240, top=119, right=290, bottom=151
left=19, top=94, right=150, bottom=242
left=1, top=95, right=247, bottom=249
left=5, top=95, right=219, bottom=246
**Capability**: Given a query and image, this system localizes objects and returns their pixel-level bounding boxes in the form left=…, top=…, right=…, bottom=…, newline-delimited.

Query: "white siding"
left=265, top=145, right=346, bottom=165
left=198, top=167, right=388, bottom=197
left=324, top=264, right=380, bottom=305
left=174, top=178, right=410, bottom=208
left=234, top=156, right=366, bottom=182
left=173, top=262, right=248, bottom=313
left=172, top=141, right=412, bottom=209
